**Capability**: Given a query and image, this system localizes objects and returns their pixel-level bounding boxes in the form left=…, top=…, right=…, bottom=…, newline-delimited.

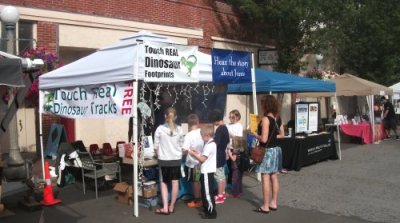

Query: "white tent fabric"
left=390, top=82, right=400, bottom=93
left=390, top=82, right=400, bottom=101
left=39, top=31, right=212, bottom=89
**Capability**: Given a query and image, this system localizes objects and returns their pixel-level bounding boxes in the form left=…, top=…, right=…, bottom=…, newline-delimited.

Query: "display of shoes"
left=215, top=195, right=225, bottom=204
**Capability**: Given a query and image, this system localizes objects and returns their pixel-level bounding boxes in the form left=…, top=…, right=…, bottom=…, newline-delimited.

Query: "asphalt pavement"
left=1, top=139, right=399, bottom=223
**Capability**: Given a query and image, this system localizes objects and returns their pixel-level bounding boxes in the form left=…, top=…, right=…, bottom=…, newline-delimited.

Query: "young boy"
left=182, top=114, right=203, bottom=208
left=209, top=109, right=230, bottom=204
left=188, top=124, right=217, bottom=219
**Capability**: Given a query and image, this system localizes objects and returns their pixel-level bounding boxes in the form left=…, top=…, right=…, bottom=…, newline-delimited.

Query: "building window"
left=0, top=20, right=36, bottom=55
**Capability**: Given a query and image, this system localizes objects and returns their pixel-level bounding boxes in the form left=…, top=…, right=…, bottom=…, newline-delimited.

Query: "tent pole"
left=39, top=91, right=45, bottom=179
left=335, top=93, right=341, bottom=160
left=132, top=43, right=140, bottom=217
left=250, top=53, right=261, bottom=181
left=369, top=96, right=375, bottom=143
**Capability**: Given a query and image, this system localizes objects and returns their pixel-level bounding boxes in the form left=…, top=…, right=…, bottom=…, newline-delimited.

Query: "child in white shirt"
left=182, top=114, right=203, bottom=208
left=188, top=124, right=217, bottom=219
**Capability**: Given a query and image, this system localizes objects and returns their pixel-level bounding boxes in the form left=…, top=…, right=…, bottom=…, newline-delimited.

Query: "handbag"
left=250, top=145, right=265, bottom=164
left=250, top=119, right=277, bottom=164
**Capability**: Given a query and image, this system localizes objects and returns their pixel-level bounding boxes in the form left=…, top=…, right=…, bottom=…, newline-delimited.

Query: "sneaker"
left=187, top=200, right=202, bottom=208
left=222, top=192, right=229, bottom=200
left=215, top=195, right=225, bottom=204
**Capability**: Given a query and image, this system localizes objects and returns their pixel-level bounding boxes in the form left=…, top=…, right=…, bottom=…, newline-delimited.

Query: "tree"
left=227, top=0, right=400, bottom=85
left=226, top=0, right=320, bottom=73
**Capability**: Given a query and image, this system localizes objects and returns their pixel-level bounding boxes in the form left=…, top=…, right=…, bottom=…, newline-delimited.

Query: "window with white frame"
left=0, top=20, right=36, bottom=55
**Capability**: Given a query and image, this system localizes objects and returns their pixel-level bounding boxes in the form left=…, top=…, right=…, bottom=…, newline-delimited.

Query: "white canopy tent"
left=38, top=31, right=213, bottom=217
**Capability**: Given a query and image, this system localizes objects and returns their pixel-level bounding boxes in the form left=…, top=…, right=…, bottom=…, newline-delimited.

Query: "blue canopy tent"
left=227, top=68, right=336, bottom=94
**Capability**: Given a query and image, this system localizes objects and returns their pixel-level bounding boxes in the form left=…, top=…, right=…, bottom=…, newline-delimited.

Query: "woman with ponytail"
left=153, top=107, right=184, bottom=215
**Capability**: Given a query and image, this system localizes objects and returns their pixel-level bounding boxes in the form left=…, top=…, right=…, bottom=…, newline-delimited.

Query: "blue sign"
left=211, top=48, right=252, bottom=83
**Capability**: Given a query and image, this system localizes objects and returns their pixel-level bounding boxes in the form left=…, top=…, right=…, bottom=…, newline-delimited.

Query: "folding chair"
left=76, top=151, right=121, bottom=199
left=89, top=144, right=100, bottom=155
left=102, top=143, right=114, bottom=156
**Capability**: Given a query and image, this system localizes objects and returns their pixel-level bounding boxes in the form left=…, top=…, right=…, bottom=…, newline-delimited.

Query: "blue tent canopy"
left=227, top=68, right=336, bottom=94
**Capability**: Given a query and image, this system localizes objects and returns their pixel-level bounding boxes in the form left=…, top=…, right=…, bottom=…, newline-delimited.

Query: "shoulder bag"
left=250, top=120, right=276, bottom=164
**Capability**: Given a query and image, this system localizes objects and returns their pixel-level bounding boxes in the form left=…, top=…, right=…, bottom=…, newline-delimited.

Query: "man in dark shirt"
left=381, top=96, right=399, bottom=140
left=209, top=109, right=230, bottom=204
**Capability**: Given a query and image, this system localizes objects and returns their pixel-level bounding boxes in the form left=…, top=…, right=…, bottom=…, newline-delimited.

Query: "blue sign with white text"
left=211, top=48, right=252, bottom=83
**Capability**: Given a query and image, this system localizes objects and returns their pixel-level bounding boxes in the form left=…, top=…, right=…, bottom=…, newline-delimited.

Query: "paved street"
left=1, top=140, right=399, bottom=223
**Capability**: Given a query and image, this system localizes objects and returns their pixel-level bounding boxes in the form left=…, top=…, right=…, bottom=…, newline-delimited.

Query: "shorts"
left=383, top=118, right=397, bottom=130
left=374, top=117, right=382, bottom=124
left=184, top=165, right=201, bottom=182
left=159, top=166, right=182, bottom=184
left=256, top=146, right=282, bottom=174
left=214, top=167, right=226, bottom=181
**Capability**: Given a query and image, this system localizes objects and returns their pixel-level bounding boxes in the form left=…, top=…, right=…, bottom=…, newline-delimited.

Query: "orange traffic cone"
left=41, top=161, right=61, bottom=206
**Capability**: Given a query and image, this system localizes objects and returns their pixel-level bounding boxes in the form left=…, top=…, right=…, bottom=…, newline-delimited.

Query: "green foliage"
left=226, top=0, right=400, bottom=86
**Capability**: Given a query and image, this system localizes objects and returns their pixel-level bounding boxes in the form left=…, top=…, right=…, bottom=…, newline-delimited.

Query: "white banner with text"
left=141, top=41, right=199, bottom=83
left=39, top=81, right=134, bottom=118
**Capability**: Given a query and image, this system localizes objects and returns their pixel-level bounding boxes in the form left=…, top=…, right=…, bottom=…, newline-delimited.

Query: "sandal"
left=253, top=207, right=270, bottom=214
left=155, top=208, right=170, bottom=215
left=269, top=206, right=278, bottom=211
left=168, top=206, right=175, bottom=213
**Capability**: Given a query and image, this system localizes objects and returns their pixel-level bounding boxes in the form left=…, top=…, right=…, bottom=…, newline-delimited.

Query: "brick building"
left=0, top=1, right=273, bottom=154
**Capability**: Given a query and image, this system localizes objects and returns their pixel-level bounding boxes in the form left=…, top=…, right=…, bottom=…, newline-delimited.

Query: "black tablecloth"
left=276, top=133, right=338, bottom=171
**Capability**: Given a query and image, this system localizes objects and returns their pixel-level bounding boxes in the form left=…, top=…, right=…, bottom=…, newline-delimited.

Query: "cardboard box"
left=114, top=182, right=133, bottom=205
left=142, top=187, right=157, bottom=198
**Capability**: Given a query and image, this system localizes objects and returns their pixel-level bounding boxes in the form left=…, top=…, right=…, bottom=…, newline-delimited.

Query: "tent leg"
left=335, top=94, right=341, bottom=160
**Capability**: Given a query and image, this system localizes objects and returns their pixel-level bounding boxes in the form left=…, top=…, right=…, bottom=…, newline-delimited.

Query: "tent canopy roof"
left=299, top=73, right=393, bottom=97
left=227, top=68, right=336, bottom=94
left=39, top=31, right=212, bottom=90
left=390, top=82, right=400, bottom=93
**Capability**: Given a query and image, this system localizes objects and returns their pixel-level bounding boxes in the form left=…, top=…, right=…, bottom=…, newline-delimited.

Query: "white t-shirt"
left=227, top=122, right=243, bottom=148
left=154, top=124, right=183, bottom=161
left=227, top=122, right=243, bottom=137
left=182, top=128, right=204, bottom=168
left=201, top=139, right=216, bottom=174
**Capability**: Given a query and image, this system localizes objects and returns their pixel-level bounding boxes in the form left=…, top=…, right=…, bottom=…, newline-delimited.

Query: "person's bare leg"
left=169, top=180, right=179, bottom=212
left=159, top=181, right=169, bottom=213
left=219, top=180, right=226, bottom=195
left=269, top=173, right=279, bottom=209
left=193, top=181, right=201, bottom=199
left=261, top=173, right=271, bottom=211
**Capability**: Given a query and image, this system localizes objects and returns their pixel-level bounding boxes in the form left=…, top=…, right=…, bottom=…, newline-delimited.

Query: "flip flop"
left=155, top=208, right=170, bottom=215
left=253, top=207, right=270, bottom=214
left=269, top=206, right=278, bottom=211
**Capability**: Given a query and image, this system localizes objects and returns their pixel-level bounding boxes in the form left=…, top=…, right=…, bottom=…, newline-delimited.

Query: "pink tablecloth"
left=340, top=122, right=372, bottom=144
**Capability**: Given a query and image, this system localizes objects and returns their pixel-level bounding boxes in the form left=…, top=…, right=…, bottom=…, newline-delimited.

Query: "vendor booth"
left=38, top=31, right=214, bottom=217
left=299, top=73, right=393, bottom=145
left=228, top=69, right=339, bottom=171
